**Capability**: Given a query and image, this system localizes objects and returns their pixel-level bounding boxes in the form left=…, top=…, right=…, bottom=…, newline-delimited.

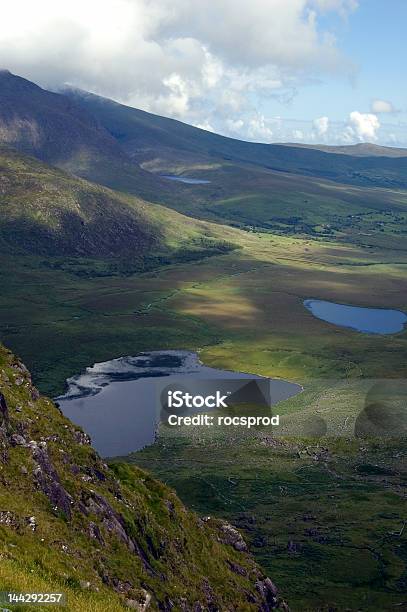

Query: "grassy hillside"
left=0, top=71, right=191, bottom=204
left=1, top=206, right=407, bottom=611
left=133, top=409, right=407, bottom=611
left=0, top=341, right=287, bottom=610
left=136, top=161, right=407, bottom=251
left=279, top=142, right=407, bottom=158
left=2, top=73, right=407, bottom=251
left=63, top=89, right=407, bottom=250
left=0, top=147, right=237, bottom=270
left=64, top=89, right=407, bottom=189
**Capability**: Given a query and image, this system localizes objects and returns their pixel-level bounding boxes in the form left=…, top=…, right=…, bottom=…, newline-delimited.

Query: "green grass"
left=0, top=343, right=273, bottom=610
left=131, top=422, right=407, bottom=611
left=1, top=163, right=407, bottom=610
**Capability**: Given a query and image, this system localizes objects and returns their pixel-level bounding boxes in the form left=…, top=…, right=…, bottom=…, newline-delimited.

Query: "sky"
left=0, top=0, right=406, bottom=146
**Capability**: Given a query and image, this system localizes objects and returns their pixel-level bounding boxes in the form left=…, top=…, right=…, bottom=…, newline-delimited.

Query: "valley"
left=0, top=71, right=407, bottom=611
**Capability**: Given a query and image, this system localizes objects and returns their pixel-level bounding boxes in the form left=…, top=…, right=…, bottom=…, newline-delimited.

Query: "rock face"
left=32, top=444, right=73, bottom=519
left=219, top=521, right=248, bottom=552
left=0, top=342, right=288, bottom=611
left=0, top=391, right=8, bottom=425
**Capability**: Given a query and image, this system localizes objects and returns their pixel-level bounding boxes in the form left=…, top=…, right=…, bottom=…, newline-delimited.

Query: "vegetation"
left=0, top=147, right=237, bottom=265
left=65, top=88, right=407, bottom=189
left=0, top=342, right=283, bottom=610
left=132, top=423, right=407, bottom=611
left=1, top=71, right=407, bottom=611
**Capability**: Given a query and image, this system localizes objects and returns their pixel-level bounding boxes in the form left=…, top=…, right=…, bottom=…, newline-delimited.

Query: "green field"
left=2, top=70, right=407, bottom=611
left=1, top=219, right=407, bottom=610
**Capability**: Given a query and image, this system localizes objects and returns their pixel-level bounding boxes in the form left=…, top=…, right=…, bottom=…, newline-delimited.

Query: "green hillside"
left=0, top=341, right=286, bottom=610
left=63, top=89, right=407, bottom=250
left=0, top=71, right=188, bottom=205
left=65, top=89, right=407, bottom=189
left=0, top=147, right=236, bottom=271
left=3, top=72, right=407, bottom=252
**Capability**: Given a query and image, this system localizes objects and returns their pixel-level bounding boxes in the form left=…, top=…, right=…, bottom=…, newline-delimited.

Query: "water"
left=304, top=299, right=407, bottom=334
left=56, top=350, right=300, bottom=457
left=161, top=175, right=211, bottom=184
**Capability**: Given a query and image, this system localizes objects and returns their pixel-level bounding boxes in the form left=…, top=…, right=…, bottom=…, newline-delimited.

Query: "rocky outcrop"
left=218, top=520, right=248, bottom=552
left=32, top=443, right=73, bottom=519
left=0, top=391, right=8, bottom=426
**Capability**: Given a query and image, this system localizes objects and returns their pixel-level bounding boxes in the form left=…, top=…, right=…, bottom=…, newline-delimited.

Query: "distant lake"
left=304, top=299, right=407, bottom=334
left=161, top=175, right=211, bottom=184
left=56, top=351, right=300, bottom=457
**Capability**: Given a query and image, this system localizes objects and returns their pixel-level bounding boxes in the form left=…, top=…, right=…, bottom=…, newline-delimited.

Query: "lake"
left=161, top=175, right=211, bottom=184
left=56, top=350, right=300, bottom=457
left=304, top=299, right=407, bottom=334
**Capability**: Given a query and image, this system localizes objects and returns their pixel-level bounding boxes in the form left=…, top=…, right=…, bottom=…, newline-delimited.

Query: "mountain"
left=1, top=72, right=407, bottom=252
left=279, top=142, right=407, bottom=158
left=0, top=71, right=183, bottom=202
left=64, top=88, right=407, bottom=189
left=0, top=342, right=287, bottom=610
left=0, top=146, right=236, bottom=268
left=0, top=70, right=124, bottom=164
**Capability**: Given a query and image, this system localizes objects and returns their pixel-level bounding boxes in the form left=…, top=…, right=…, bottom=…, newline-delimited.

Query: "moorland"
left=0, top=70, right=407, bottom=610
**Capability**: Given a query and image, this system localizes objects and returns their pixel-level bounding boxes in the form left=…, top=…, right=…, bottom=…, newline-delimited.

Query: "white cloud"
left=371, top=99, right=396, bottom=114
left=347, top=111, right=380, bottom=141
left=309, top=0, right=358, bottom=16
left=0, top=0, right=357, bottom=136
left=195, top=120, right=215, bottom=133
left=292, top=129, right=304, bottom=141
left=313, top=115, right=329, bottom=137
left=247, top=116, right=274, bottom=142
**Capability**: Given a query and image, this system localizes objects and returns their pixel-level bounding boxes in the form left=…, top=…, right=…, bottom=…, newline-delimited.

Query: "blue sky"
left=0, top=0, right=405, bottom=145
left=286, top=1, right=406, bottom=120
left=252, top=0, right=407, bottom=145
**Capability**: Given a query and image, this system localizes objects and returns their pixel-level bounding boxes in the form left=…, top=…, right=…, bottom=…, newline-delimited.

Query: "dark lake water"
left=304, top=299, right=407, bottom=334
left=56, top=351, right=300, bottom=457
left=161, top=175, right=211, bottom=184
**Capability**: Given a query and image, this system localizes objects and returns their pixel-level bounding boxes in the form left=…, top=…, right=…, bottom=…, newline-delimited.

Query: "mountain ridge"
left=62, top=86, right=407, bottom=188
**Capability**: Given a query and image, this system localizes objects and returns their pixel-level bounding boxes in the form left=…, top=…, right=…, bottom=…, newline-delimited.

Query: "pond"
left=56, top=351, right=301, bottom=457
left=161, top=175, right=211, bottom=184
left=304, top=299, right=407, bottom=334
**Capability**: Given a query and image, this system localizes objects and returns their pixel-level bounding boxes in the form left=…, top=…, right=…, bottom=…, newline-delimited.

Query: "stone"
left=218, top=521, right=248, bottom=552
left=11, top=434, right=27, bottom=446
left=124, top=589, right=151, bottom=610
left=0, top=392, right=9, bottom=427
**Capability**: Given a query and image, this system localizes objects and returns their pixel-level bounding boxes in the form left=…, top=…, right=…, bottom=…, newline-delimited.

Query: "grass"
left=0, top=343, right=272, bottom=610
left=131, top=422, right=407, bottom=611
left=1, top=229, right=407, bottom=395
left=1, top=177, right=407, bottom=610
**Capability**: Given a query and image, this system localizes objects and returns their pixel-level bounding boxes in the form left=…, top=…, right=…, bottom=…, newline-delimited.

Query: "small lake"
left=161, top=175, right=211, bottom=184
left=304, top=299, right=407, bottom=334
left=56, top=351, right=300, bottom=457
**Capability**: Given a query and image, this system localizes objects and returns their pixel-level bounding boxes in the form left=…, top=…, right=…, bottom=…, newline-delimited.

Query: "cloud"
left=346, top=111, right=380, bottom=141
left=309, top=0, right=358, bottom=15
left=0, top=0, right=356, bottom=135
left=371, top=99, right=397, bottom=114
left=292, top=129, right=304, bottom=141
left=313, top=116, right=329, bottom=137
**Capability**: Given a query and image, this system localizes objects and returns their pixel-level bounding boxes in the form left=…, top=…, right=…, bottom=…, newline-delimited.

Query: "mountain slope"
left=64, top=88, right=407, bottom=189
left=0, top=70, right=124, bottom=165
left=0, top=342, right=287, bottom=610
left=0, top=147, right=236, bottom=266
left=0, top=71, right=183, bottom=201
left=279, top=142, right=407, bottom=158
